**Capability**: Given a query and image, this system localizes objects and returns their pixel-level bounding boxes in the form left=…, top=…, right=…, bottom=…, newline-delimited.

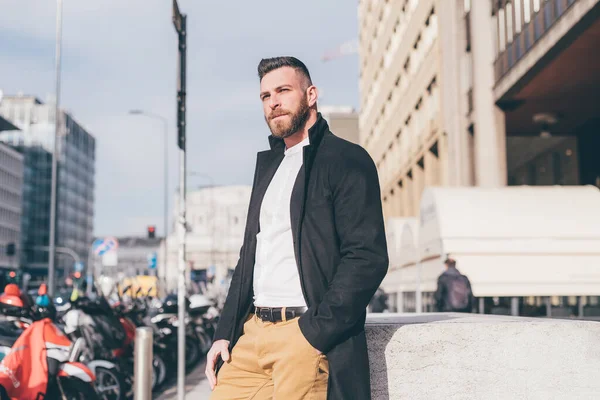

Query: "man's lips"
left=270, top=113, right=288, bottom=121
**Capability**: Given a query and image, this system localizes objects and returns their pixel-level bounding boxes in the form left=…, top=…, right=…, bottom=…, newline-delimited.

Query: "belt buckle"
left=259, top=308, right=273, bottom=322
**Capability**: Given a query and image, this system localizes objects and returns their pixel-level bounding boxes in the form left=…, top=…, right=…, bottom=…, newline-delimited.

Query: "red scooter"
left=0, top=315, right=98, bottom=400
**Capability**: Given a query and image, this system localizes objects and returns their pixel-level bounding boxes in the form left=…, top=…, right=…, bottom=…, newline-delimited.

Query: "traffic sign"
left=93, top=237, right=119, bottom=256
left=147, top=252, right=157, bottom=270
left=102, top=252, right=118, bottom=268
left=92, top=239, right=104, bottom=253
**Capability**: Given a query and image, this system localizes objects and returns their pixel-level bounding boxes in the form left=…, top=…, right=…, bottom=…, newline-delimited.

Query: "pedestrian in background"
left=434, top=257, right=473, bottom=313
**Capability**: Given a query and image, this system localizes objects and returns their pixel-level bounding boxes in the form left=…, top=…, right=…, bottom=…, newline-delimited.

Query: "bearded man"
left=206, top=56, right=388, bottom=400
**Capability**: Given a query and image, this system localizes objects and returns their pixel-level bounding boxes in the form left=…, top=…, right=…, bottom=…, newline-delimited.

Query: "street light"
left=129, top=110, right=170, bottom=278
left=48, top=0, right=64, bottom=297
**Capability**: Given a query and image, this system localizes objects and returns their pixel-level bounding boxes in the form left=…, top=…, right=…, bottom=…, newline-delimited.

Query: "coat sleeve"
left=212, top=246, right=244, bottom=342
left=298, top=147, right=389, bottom=353
left=212, top=155, right=260, bottom=343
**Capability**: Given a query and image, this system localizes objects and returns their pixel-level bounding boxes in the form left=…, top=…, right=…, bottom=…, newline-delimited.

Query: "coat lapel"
left=248, top=149, right=284, bottom=236
left=290, top=114, right=328, bottom=275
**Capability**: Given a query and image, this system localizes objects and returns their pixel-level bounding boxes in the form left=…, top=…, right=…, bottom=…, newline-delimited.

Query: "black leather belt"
left=254, top=306, right=307, bottom=323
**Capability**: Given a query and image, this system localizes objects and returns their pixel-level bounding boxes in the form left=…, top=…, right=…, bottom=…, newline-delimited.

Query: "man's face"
left=260, top=67, right=312, bottom=139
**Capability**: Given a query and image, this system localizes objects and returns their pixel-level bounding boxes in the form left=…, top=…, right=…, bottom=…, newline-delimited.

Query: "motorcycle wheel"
left=185, top=335, right=201, bottom=369
left=153, top=353, right=168, bottom=389
left=95, top=366, right=127, bottom=400
left=194, top=326, right=212, bottom=354
left=55, top=376, right=100, bottom=400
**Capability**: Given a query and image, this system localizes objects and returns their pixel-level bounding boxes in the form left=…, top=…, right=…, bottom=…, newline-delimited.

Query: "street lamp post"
left=48, top=0, right=64, bottom=297
left=129, top=110, right=169, bottom=278
left=173, top=2, right=188, bottom=398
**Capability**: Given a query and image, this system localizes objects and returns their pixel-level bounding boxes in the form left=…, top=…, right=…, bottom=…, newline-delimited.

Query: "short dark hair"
left=257, top=56, right=312, bottom=86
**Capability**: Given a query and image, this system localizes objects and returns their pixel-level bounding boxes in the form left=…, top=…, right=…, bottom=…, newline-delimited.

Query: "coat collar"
left=267, top=112, right=328, bottom=152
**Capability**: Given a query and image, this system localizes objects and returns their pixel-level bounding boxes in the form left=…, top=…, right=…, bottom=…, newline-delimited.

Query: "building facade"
left=0, top=142, right=24, bottom=271
left=360, top=0, right=599, bottom=219
left=160, top=185, right=252, bottom=292
left=17, top=145, right=52, bottom=271
left=0, top=95, right=96, bottom=279
left=358, top=0, right=507, bottom=220
left=361, top=0, right=600, bottom=316
left=320, top=106, right=360, bottom=144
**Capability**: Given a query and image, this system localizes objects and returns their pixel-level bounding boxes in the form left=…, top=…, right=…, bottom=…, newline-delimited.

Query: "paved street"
left=156, top=361, right=211, bottom=399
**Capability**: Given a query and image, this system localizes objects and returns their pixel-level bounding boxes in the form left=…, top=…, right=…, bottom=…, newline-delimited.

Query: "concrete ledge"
left=365, top=313, right=600, bottom=399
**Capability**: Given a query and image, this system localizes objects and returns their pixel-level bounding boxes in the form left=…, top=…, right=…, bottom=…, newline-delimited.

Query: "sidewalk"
left=156, top=361, right=211, bottom=399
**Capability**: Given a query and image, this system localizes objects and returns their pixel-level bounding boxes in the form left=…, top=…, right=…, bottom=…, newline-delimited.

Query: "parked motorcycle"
left=0, top=307, right=99, bottom=400
left=150, top=294, right=203, bottom=369
left=64, top=286, right=169, bottom=394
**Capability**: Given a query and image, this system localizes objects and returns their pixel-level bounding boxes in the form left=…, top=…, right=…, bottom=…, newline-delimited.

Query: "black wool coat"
left=214, top=114, right=389, bottom=399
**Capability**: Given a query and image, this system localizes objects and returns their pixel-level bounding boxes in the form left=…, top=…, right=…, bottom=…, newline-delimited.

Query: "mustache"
left=268, top=110, right=289, bottom=120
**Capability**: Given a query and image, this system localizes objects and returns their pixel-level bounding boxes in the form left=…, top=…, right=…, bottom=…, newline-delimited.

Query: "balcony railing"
left=493, top=0, right=578, bottom=82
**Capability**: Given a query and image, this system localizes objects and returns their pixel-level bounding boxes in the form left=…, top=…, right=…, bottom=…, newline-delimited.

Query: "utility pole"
left=49, top=0, right=64, bottom=297
left=172, top=1, right=187, bottom=399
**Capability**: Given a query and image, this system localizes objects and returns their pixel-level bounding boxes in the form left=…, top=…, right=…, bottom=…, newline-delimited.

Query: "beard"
left=265, top=96, right=311, bottom=139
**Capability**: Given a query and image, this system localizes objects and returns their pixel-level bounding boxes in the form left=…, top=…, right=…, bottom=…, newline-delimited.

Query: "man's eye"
left=261, top=95, right=270, bottom=101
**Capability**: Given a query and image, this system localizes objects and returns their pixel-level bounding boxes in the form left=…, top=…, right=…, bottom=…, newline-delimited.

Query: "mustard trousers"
left=210, top=314, right=329, bottom=400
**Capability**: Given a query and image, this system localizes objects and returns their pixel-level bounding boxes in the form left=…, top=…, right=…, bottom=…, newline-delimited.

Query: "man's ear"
left=306, top=85, right=318, bottom=107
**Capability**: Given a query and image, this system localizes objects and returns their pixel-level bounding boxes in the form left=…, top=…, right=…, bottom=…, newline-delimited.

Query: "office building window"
left=468, top=124, right=476, bottom=185
left=514, top=0, right=523, bottom=33
left=465, top=12, right=471, bottom=52
left=498, top=8, right=506, bottom=52
left=506, top=3, right=514, bottom=44
left=523, top=0, right=531, bottom=23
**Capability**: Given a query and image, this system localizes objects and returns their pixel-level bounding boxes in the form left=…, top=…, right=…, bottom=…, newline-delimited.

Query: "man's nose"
left=269, top=95, right=280, bottom=110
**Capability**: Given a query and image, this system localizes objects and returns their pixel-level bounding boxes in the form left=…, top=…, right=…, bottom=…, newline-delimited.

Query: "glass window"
left=506, top=3, right=514, bottom=43
left=498, top=8, right=506, bottom=52
left=533, top=0, right=540, bottom=12
left=523, top=0, right=531, bottom=24
left=514, top=0, right=522, bottom=33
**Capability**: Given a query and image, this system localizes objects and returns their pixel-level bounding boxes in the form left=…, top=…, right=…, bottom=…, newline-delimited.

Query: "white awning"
left=385, top=218, right=417, bottom=269
left=415, top=186, right=600, bottom=297
left=382, top=218, right=417, bottom=293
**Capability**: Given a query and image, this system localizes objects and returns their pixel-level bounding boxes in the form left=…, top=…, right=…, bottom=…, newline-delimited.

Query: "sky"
left=0, top=0, right=360, bottom=237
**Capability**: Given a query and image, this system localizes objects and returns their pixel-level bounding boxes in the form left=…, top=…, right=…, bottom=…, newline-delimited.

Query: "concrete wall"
left=366, top=313, right=600, bottom=399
